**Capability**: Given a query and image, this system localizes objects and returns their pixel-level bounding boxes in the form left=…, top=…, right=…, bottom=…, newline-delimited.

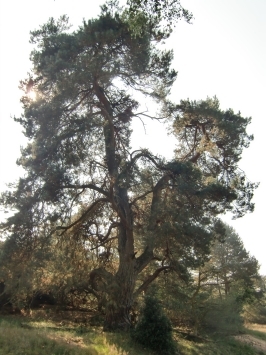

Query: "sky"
left=0, top=0, right=265, bottom=274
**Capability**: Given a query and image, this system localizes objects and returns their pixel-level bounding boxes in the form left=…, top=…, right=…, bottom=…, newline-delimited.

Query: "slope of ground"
left=234, top=334, right=266, bottom=354
left=0, top=312, right=265, bottom=355
left=234, top=324, right=266, bottom=354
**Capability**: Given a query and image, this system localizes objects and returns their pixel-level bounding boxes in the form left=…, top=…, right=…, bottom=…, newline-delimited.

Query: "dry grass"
left=0, top=317, right=96, bottom=355
left=0, top=315, right=154, bottom=355
left=242, top=323, right=266, bottom=347
left=0, top=314, right=265, bottom=355
left=175, top=333, right=261, bottom=355
left=245, top=323, right=266, bottom=334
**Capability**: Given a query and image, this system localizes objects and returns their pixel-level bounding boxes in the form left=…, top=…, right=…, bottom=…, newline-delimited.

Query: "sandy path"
left=234, top=334, right=266, bottom=353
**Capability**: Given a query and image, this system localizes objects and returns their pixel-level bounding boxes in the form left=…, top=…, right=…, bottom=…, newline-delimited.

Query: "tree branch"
left=189, top=151, right=201, bottom=163
left=55, top=198, right=109, bottom=234
left=89, top=222, right=120, bottom=250
left=130, top=189, right=154, bottom=206
left=90, top=236, right=118, bottom=250
left=133, top=266, right=171, bottom=298
left=89, top=267, right=115, bottom=292
left=61, top=183, right=109, bottom=198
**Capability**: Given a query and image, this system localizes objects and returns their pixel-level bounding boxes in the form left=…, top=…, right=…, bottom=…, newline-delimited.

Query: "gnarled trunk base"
left=104, top=305, right=132, bottom=331
left=103, top=261, right=136, bottom=331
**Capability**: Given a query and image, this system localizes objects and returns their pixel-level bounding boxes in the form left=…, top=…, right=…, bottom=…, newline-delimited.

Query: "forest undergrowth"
left=0, top=311, right=265, bottom=355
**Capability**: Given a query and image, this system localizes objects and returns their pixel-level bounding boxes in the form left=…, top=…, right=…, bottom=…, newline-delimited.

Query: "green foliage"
left=124, top=0, right=193, bottom=38
left=0, top=0, right=258, bottom=328
left=244, top=276, right=266, bottom=324
left=132, top=296, right=176, bottom=355
left=203, top=294, right=243, bottom=334
left=156, top=222, right=261, bottom=336
left=207, top=223, right=260, bottom=298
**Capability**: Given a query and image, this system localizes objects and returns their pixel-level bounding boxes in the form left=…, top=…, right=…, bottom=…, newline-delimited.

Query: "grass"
left=0, top=315, right=154, bottom=355
left=0, top=314, right=265, bottom=355
left=245, top=323, right=266, bottom=341
left=175, top=335, right=260, bottom=355
left=172, top=328, right=263, bottom=355
left=0, top=317, right=94, bottom=355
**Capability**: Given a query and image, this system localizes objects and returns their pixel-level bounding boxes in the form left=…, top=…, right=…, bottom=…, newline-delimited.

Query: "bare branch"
left=90, top=236, right=118, bottom=250
left=135, top=111, right=167, bottom=120
left=88, top=221, right=120, bottom=250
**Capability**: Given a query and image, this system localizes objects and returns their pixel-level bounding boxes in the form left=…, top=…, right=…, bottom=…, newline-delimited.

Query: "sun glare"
left=28, top=90, right=36, bottom=100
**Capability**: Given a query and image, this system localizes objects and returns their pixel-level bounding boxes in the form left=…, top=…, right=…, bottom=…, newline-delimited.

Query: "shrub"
left=203, top=295, right=243, bottom=334
left=131, top=296, right=177, bottom=355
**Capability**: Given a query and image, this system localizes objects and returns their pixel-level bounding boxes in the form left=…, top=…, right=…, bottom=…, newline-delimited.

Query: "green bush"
left=131, top=296, right=177, bottom=355
left=203, top=295, right=243, bottom=334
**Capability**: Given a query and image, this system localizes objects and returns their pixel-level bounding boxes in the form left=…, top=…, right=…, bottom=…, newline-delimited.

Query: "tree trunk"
left=93, top=79, right=161, bottom=330
left=104, top=258, right=137, bottom=331
left=103, top=183, right=137, bottom=330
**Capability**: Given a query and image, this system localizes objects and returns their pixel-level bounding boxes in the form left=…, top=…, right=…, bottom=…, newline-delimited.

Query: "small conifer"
left=132, top=296, right=177, bottom=355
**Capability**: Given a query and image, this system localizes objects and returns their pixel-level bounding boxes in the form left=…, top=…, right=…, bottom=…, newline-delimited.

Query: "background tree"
left=157, top=221, right=261, bottom=334
left=244, top=276, right=266, bottom=324
left=206, top=223, right=259, bottom=297
left=0, top=1, right=257, bottom=329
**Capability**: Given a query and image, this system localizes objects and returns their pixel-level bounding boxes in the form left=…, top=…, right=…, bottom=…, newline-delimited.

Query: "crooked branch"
left=133, top=266, right=172, bottom=298
left=55, top=198, right=109, bottom=234
left=61, top=183, right=109, bottom=198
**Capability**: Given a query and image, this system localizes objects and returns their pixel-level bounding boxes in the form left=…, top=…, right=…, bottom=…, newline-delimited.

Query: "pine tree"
left=0, top=1, right=257, bottom=329
left=132, top=296, right=176, bottom=355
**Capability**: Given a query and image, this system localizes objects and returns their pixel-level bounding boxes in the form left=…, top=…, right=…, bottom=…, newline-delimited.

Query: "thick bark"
left=93, top=79, right=137, bottom=329
left=92, top=78, right=169, bottom=330
left=102, top=177, right=169, bottom=329
left=104, top=258, right=137, bottom=330
left=104, top=185, right=138, bottom=330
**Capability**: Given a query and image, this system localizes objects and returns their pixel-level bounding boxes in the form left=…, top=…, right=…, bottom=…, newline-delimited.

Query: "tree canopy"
left=0, top=0, right=257, bottom=329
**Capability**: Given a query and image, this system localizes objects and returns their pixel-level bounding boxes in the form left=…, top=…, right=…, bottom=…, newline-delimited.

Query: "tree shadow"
left=104, top=331, right=155, bottom=355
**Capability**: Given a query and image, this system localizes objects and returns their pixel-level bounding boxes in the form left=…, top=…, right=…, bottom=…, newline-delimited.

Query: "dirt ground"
left=234, top=324, right=266, bottom=354
left=234, top=334, right=266, bottom=353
